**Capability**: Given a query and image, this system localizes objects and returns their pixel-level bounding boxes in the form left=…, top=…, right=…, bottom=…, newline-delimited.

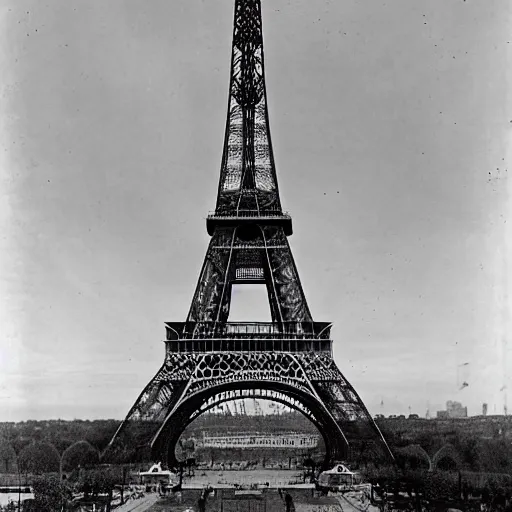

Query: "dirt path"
left=113, top=493, right=160, bottom=512
left=335, top=494, right=379, bottom=512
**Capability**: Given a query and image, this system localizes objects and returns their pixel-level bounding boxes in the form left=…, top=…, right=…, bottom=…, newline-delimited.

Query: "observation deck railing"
left=206, top=210, right=293, bottom=235
left=164, top=322, right=333, bottom=354
left=165, top=321, right=331, bottom=340
left=207, top=210, right=291, bottom=219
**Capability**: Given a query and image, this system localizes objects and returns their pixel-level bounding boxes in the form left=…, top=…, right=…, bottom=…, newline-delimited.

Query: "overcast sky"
left=1, top=0, right=511, bottom=423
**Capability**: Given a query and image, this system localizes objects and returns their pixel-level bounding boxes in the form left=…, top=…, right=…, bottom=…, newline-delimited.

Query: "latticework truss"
left=217, top=0, right=281, bottom=213
left=105, top=0, right=394, bottom=469
left=186, top=226, right=312, bottom=324
left=105, top=350, right=392, bottom=467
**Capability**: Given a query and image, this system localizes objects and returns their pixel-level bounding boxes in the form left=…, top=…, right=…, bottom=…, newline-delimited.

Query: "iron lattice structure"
left=105, top=0, right=393, bottom=468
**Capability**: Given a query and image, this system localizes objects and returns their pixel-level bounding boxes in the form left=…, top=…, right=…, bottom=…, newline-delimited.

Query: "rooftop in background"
left=437, top=400, right=468, bottom=419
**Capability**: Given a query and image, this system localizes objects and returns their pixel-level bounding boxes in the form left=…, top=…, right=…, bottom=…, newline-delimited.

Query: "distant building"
left=196, top=432, right=318, bottom=449
left=436, top=400, right=468, bottom=419
left=483, top=403, right=488, bottom=416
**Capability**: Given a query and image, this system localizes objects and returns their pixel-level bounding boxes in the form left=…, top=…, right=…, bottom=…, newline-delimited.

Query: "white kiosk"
left=139, top=462, right=177, bottom=487
left=317, top=464, right=357, bottom=492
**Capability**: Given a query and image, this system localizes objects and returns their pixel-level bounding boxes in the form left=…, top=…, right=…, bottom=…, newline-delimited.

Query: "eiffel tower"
left=105, top=0, right=393, bottom=468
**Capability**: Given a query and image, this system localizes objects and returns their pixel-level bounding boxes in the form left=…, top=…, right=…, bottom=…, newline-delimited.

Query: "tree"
left=18, top=442, right=61, bottom=475
left=458, top=435, right=481, bottom=470
left=75, top=467, right=118, bottom=511
left=479, top=439, right=512, bottom=473
left=303, top=457, right=316, bottom=470
left=423, top=471, right=459, bottom=501
left=395, top=444, right=432, bottom=471
left=61, top=440, right=99, bottom=473
left=360, top=463, right=400, bottom=487
left=432, top=443, right=462, bottom=471
left=0, top=438, right=17, bottom=473
left=101, top=432, right=142, bottom=464
left=32, top=474, right=72, bottom=512
left=186, top=457, right=196, bottom=476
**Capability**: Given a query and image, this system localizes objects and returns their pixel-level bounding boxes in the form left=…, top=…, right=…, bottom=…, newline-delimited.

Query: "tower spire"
left=216, top=0, right=281, bottom=215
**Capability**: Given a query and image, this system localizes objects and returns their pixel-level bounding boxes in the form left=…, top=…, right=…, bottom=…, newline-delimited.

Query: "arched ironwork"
left=148, top=380, right=350, bottom=469
left=188, top=388, right=318, bottom=425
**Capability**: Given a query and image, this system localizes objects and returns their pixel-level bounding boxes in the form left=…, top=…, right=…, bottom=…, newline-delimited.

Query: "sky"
left=0, top=0, right=511, bottom=423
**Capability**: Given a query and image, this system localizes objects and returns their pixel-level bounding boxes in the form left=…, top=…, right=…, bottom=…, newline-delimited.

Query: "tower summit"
left=106, top=0, right=393, bottom=468
left=210, top=0, right=284, bottom=218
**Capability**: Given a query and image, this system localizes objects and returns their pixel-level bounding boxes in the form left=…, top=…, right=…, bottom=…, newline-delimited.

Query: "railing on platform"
left=206, top=210, right=293, bottom=235
left=165, top=322, right=332, bottom=340
left=166, top=337, right=332, bottom=354
left=164, top=322, right=333, bottom=354
left=207, top=210, right=290, bottom=219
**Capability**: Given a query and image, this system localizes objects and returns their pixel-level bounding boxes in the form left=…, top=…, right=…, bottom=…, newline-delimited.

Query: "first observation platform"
left=165, top=321, right=332, bottom=354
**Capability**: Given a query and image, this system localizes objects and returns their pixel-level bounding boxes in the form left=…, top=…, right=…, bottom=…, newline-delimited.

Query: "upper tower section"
left=206, top=0, right=292, bottom=236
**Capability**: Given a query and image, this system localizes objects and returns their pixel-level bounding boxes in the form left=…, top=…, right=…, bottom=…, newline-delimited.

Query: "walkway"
left=335, top=493, right=379, bottom=512
left=113, top=494, right=160, bottom=512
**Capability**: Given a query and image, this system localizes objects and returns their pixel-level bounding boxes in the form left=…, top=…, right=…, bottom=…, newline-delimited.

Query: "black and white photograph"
left=0, top=0, right=510, bottom=511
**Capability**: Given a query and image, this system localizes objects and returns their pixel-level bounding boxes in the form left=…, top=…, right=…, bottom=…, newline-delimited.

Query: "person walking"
left=284, top=492, right=294, bottom=512
left=198, top=494, right=206, bottom=512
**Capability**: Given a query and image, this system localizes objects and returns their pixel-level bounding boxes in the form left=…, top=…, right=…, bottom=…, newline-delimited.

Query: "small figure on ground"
left=198, top=493, right=206, bottom=512
left=284, top=492, right=294, bottom=512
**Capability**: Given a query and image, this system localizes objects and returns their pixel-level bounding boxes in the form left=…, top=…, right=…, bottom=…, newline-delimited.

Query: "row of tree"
left=0, top=420, right=120, bottom=456
left=0, top=413, right=317, bottom=459
left=0, top=439, right=99, bottom=476
left=379, top=422, right=512, bottom=474
left=2, top=416, right=512, bottom=475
